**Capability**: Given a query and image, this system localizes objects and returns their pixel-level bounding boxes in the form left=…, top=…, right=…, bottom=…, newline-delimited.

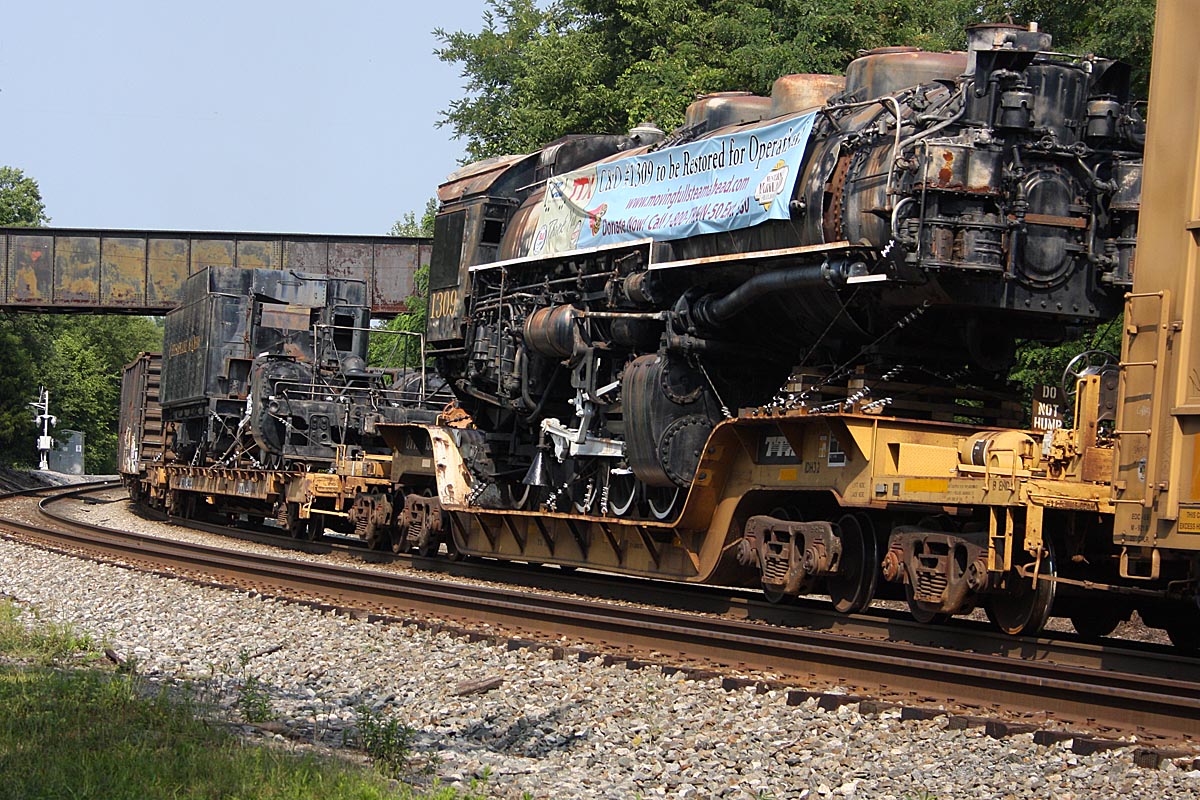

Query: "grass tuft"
left=0, top=598, right=93, bottom=665
left=357, top=705, right=421, bottom=779
left=0, top=599, right=486, bottom=799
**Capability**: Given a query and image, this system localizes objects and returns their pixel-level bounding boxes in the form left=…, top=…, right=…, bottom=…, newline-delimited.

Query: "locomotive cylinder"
left=523, top=305, right=583, bottom=360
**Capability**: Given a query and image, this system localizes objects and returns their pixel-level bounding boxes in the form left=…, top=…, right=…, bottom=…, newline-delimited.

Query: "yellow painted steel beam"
left=1113, top=0, right=1200, bottom=549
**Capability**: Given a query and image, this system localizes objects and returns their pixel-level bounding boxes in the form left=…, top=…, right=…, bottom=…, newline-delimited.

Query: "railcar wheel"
left=762, top=586, right=794, bottom=605
left=1069, top=608, right=1125, bottom=640
left=905, top=583, right=949, bottom=625
left=445, top=535, right=468, bottom=562
left=287, top=518, right=309, bottom=539
left=827, top=513, right=879, bottom=614
left=363, top=520, right=385, bottom=551
left=768, top=506, right=801, bottom=521
left=504, top=481, right=533, bottom=510
left=283, top=502, right=319, bottom=541
left=416, top=532, right=440, bottom=558
left=646, top=485, right=682, bottom=522
left=414, top=486, right=442, bottom=557
left=607, top=469, right=638, bottom=517
left=353, top=494, right=392, bottom=551
left=985, top=541, right=1057, bottom=636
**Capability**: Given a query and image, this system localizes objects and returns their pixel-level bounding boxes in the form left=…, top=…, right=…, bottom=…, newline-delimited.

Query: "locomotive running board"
left=469, top=237, right=858, bottom=274
left=645, top=239, right=856, bottom=271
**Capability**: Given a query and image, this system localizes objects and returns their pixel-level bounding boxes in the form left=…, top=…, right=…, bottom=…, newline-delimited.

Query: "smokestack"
left=965, top=23, right=1053, bottom=75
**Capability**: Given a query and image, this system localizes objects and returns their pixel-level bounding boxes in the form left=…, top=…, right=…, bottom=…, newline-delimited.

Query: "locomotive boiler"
left=428, top=23, right=1144, bottom=518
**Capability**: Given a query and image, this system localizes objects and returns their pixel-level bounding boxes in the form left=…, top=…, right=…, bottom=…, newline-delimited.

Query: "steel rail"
left=145, top=493, right=1195, bottom=685
left=3, top=484, right=1199, bottom=740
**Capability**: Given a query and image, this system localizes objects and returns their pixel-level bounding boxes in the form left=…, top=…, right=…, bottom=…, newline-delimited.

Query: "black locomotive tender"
left=162, top=267, right=383, bottom=467
left=124, top=25, right=1200, bottom=645
left=122, top=267, right=450, bottom=544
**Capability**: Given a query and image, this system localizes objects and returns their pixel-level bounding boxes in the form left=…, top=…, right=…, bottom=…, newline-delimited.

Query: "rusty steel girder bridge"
left=0, top=227, right=429, bottom=316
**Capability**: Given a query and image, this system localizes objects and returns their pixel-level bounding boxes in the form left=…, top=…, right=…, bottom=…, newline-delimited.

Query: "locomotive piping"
left=895, top=86, right=967, bottom=150
left=516, top=346, right=561, bottom=418
left=687, top=260, right=849, bottom=330
left=664, top=332, right=781, bottom=361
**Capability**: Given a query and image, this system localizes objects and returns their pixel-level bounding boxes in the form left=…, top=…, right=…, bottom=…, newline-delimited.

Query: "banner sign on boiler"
left=526, top=111, right=818, bottom=258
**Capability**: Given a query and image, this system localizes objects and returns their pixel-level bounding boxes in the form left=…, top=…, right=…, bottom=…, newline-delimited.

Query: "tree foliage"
left=1008, top=320, right=1123, bottom=421
left=369, top=266, right=430, bottom=370
left=0, top=167, right=52, bottom=466
left=436, top=0, right=1156, bottom=160
left=0, top=167, right=49, bottom=227
left=976, top=0, right=1156, bottom=94
left=372, top=205, right=436, bottom=370
left=39, top=316, right=162, bottom=473
left=0, top=168, right=163, bottom=472
left=388, top=198, right=438, bottom=237
left=0, top=314, right=56, bottom=467
left=0, top=312, right=162, bottom=472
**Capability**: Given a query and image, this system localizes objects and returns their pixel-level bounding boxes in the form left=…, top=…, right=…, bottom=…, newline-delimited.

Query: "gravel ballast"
left=2, top=529, right=1199, bottom=798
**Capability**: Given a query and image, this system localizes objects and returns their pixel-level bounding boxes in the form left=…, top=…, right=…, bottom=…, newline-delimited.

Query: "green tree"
left=978, top=0, right=1156, bottom=94
left=0, top=315, right=57, bottom=467
left=388, top=198, right=438, bottom=237
left=371, top=204, right=436, bottom=370
left=40, top=316, right=162, bottom=473
left=0, top=167, right=49, bottom=227
left=437, top=0, right=985, bottom=159
left=0, top=167, right=52, bottom=465
left=369, top=265, right=429, bottom=370
left=0, top=167, right=164, bottom=471
left=437, top=0, right=1155, bottom=161
left=1009, top=320, right=1123, bottom=422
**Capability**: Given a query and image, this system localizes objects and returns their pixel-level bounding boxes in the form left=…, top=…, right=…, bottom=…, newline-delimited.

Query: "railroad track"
left=3, top=481, right=1199, bottom=747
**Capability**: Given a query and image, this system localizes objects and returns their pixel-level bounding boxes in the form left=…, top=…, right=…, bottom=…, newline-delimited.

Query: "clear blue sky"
left=0, top=1, right=491, bottom=235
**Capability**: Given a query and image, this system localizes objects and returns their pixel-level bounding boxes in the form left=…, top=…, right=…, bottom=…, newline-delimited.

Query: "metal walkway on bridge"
left=0, top=227, right=429, bottom=315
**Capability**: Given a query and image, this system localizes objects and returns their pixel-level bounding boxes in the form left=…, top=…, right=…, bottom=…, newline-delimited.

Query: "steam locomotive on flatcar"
left=123, top=267, right=450, bottom=545
left=428, top=22, right=1144, bottom=518
left=122, top=22, right=1200, bottom=649
left=161, top=267, right=382, bottom=468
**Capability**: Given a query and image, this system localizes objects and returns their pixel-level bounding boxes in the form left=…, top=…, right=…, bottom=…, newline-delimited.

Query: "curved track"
left=3, top=482, right=1199, bottom=744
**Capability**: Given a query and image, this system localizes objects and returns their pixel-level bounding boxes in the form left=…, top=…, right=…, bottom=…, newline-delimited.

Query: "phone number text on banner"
left=528, top=112, right=817, bottom=258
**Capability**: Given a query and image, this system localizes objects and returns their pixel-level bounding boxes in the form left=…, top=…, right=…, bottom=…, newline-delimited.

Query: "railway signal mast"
left=29, top=387, right=56, bottom=472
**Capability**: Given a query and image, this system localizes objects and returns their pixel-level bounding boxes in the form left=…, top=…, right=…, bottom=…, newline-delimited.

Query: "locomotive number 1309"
left=429, top=289, right=460, bottom=319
